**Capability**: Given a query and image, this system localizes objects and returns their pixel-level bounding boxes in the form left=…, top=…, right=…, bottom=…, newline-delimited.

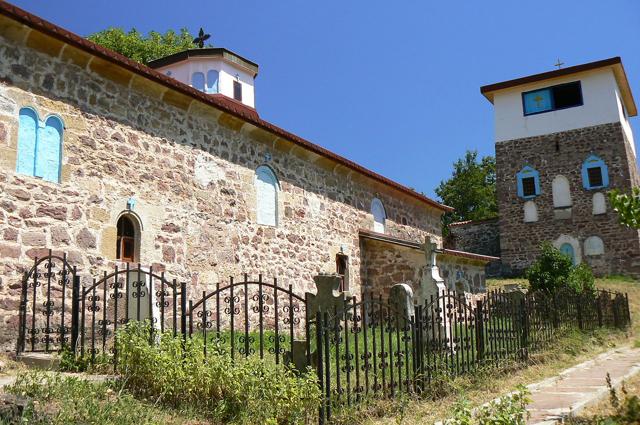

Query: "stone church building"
left=0, top=2, right=495, bottom=346
left=449, top=57, right=640, bottom=277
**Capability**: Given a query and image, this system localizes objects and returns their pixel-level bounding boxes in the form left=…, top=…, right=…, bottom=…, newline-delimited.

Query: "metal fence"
left=15, top=251, right=632, bottom=423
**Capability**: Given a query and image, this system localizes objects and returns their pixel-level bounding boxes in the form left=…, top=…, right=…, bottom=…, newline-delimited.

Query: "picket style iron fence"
left=15, top=251, right=632, bottom=423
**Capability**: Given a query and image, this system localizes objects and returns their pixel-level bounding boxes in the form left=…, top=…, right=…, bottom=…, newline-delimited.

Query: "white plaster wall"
left=155, top=58, right=256, bottom=108
left=615, top=89, right=636, bottom=156
left=493, top=68, right=627, bottom=142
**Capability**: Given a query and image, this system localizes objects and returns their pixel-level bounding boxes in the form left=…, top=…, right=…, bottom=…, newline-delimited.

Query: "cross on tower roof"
left=554, top=58, right=565, bottom=69
left=193, top=28, right=211, bottom=48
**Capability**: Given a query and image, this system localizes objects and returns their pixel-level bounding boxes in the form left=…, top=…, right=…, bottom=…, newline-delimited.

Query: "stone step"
left=15, top=352, right=59, bottom=370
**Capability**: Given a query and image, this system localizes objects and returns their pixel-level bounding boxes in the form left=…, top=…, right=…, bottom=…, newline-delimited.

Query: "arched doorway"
left=559, top=243, right=575, bottom=265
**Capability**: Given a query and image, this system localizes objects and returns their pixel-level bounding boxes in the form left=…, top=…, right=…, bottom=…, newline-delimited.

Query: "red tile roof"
left=0, top=0, right=452, bottom=213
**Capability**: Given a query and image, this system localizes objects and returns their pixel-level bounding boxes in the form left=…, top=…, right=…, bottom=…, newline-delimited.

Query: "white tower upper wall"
left=492, top=68, right=631, bottom=143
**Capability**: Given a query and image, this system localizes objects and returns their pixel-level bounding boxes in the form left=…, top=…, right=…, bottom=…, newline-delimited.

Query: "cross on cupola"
left=554, top=58, right=564, bottom=69
left=193, top=28, right=211, bottom=48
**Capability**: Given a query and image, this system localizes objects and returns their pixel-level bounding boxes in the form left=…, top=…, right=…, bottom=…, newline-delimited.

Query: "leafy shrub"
left=4, top=371, right=182, bottom=424
left=526, top=242, right=595, bottom=293
left=116, top=321, right=320, bottom=424
left=445, top=385, right=530, bottom=424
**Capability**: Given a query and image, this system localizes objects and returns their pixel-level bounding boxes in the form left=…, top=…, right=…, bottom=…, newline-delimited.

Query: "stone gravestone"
left=389, top=283, right=414, bottom=328
left=126, top=268, right=160, bottom=327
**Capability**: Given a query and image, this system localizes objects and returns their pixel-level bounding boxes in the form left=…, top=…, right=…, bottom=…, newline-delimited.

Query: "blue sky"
left=10, top=0, right=640, bottom=199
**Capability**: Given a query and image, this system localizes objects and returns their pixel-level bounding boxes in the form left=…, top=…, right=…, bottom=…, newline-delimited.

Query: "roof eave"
left=480, top=57, right=637, bottom=116
left=0, top=0, right=451, bottom=213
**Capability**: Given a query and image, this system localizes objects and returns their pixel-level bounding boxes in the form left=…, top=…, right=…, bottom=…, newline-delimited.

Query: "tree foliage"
left=609, top=188, right=640, bottom=229
left=87, top=28, right=201, bottom=64
left=526, top=242, right=595, bottom=294
left=435, top=150, right=498, bottom=227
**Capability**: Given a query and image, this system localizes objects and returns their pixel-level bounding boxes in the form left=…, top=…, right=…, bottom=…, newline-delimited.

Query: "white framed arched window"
left=371, top=198, right=386, bottom=233
left=255, top=165, right=278, bottom=226
left=206, top=70, right=219, bottom=94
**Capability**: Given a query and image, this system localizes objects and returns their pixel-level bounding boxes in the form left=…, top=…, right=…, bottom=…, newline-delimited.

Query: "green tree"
left=86, top=28, right=201, bottom=64
left=526, top=242, right=595, bottom=294
left=435, top=150, right=497, bottom=228
left=609, top=188, right=640, bottom=229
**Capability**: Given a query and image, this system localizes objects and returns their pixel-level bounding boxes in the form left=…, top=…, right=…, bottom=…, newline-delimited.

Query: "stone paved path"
left=526, top=346, right=640, bottom=424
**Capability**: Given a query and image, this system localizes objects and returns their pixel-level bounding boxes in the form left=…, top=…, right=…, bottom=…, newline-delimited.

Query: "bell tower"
left=481, top=57, right=640, bottom=277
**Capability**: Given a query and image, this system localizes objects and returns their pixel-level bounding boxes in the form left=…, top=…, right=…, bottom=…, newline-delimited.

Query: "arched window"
left=523, top=200, right=538, bottom=222
left=584, top=236, right=604, bottom=256
left=206, top=70, right=219, bottom=94
left=191, top=72, right=205, bottom=91
left=552, top=175, right=572, bottom=208
left=592, top=192, right=607, bottom=215
left=255, top=166, right=278, bottom=226
left=582, top=155, right=609, bottom=190
left=371, top=198, right=386, bottom=233
left=336, top=254, right=349, bottom=292
left=16, top=108, right=63, bottom=183
left=516, top=166, right=540, bottom=199
left=116, top=215, right=137, bottom=263
left=559, top=243, right=575, bottom=265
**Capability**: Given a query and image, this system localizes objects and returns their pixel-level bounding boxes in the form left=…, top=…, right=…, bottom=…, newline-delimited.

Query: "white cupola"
left=148, top=47, right=259, bottom=108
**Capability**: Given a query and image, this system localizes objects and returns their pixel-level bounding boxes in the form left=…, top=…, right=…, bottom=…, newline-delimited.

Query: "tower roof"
left=480, top=57, right=636, bottom=116
left=147, top=47, right=259, bottom=77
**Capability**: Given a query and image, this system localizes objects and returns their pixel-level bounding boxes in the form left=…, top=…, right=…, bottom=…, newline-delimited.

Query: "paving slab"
left=527, top=346, right=640, bottom=424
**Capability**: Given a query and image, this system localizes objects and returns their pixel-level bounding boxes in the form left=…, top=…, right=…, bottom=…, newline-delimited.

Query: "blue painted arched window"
left=581, top=155, right=609, bottom=190
left=206, top=70, right=219, bottom=94
left=516, top=166, right=541, bottom=199
left=560, top=243, right=575, bottom=265
left=255, top=165, right=278, bottom=226
left=16, top=108, right=63, bottom=183
left=16, top=107, right=38, bottom=177
left=191, top=72, right=205, bottom=91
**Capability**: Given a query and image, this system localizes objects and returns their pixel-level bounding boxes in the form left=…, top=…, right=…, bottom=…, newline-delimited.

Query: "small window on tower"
left=581, top=155, right=609, bottom=190
left=233, top=81, right=242, bottom=101
left=553, top=82, right=582, bottom=109
left=516, top=166, right=540, bottom=199
left=587, top=167, right=603, bottom=188
left=522, top=177, right=536, bottom=198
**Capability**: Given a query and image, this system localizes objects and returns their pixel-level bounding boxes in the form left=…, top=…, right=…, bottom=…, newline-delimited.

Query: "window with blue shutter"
left=371, top=198, right=386, bottom=233
left=255, top=166, right=278, bottom=226
left=192, top=72, right=205, bottom=91
left=516, top=166, right=540, bottom=199
left=16, top=108, right=63, bottom=183
left=36, top=116, right=63, bottom=182
left=522, top=81, right=583, bottom=115
left=581, top=155, right=609, bottom=190
left=206, top=70, right=219, bottom=94
left=16, top=107, right=38, bottom=176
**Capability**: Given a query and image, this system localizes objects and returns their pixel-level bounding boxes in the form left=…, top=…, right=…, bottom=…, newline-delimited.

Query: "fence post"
left=576, top=296, right=584, bottom=331
left=316, top=311, right=325, bottom=425
left=70, top=275, right=81, bottom=355
left=596, top=295, right=603, bottom=328
left=519, top=297, right=529, bottom=361
left=16, top=273, right=28, bottom=355
left=475, top=300, right=485, bottom=362
left=180, top=281, right=187, bottom=347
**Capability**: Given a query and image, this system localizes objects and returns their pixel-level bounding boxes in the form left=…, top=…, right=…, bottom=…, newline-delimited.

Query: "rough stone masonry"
left=0, top=7, right=491, bottom=349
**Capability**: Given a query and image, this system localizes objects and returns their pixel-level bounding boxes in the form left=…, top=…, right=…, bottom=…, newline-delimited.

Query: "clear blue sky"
left=10, top=0, right=640, bottom=199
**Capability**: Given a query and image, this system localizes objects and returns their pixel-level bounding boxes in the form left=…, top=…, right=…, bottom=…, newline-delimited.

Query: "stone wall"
left=0, top=29, right=444, bottom=348
left=495, top=122, right=640, bottom=277
left=446, top=217, right=503, bottom=276
left=437, top=254, right=487, bottom=294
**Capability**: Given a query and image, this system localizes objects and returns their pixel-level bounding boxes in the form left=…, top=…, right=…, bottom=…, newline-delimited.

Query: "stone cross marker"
left=307, top=274, right=348, bottom=315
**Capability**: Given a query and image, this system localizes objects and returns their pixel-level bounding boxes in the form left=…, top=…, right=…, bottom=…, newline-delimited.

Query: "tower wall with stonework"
left=495, top=122, right=640, bottom=276
left=0, top=31, right=444, bottom=348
